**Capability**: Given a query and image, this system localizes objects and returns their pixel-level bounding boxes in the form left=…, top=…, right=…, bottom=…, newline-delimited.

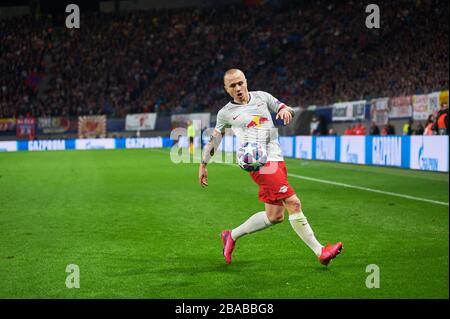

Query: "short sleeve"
left=214, top=109, right=229, bottom=133
left=260, top=91, right=287, bottom=113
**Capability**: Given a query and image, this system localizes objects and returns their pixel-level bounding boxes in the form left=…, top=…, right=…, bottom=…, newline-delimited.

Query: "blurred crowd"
left=333, top=103, right=449, bottom=136
left=0, top=16, right=53, bottom=118
left=0, top=0, right=448, bottom=119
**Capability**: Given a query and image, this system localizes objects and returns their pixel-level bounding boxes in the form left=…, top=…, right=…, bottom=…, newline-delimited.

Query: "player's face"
left=224, top=72, right=249, bottom=104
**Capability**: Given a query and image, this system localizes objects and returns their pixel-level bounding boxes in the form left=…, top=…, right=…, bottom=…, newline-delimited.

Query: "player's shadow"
left=111, top=259, right=275, bottom=277
left=213, top=260, right=259, bottom=272
left=314, top=266, right=331, bottom=272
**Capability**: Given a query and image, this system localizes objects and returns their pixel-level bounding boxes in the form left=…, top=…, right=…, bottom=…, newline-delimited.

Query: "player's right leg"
left=283, top=194, right=343, bottom=265
left=221, top=204, right=284, bottom=264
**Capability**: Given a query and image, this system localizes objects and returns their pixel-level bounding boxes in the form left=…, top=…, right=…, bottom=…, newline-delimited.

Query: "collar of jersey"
left=230, top=92, right=252, bottom=105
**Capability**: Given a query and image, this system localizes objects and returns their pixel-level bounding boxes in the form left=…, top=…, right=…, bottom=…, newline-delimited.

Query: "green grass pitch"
left=0, top=148, right=448, bottom=298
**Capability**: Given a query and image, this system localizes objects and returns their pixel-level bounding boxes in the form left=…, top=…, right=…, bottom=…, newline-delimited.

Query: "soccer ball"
left=237, top=141, right=267, bottom=171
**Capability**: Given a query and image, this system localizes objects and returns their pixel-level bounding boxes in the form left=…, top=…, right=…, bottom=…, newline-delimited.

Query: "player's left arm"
left=275, top=104, right=295, bottom=125
left=260, top=91, right=295, bottom=125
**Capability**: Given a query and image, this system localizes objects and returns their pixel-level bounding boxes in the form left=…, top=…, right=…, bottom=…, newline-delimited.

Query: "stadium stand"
left=0, top=0, right=448, bottom=135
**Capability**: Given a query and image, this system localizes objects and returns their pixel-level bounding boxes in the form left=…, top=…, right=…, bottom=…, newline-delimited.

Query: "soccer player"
left=187, top=120, right=195, bottom=155
left=198, top=69, right=343, bottom=266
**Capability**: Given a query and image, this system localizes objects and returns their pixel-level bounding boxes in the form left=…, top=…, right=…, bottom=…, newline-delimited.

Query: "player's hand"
left=276, top=108, right=293, bottom=125
left=199, top=164, right=208, bottom=188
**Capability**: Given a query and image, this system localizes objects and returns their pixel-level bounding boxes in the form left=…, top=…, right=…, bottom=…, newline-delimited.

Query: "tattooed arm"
left=198, top=129, right=223, bottom=188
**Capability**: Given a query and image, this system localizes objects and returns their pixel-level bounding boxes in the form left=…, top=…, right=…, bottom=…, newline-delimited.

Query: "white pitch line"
left=216, top=161, right=448, bottom=206
left=288, top=173, right=449, bottom=207
left=150, top=149, right=449, bottom=206
left=217, top=162, right=448, bottom=206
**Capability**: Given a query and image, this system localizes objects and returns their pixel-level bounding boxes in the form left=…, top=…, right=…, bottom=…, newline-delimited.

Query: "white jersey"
left=214, top=91, right=286, bottom=161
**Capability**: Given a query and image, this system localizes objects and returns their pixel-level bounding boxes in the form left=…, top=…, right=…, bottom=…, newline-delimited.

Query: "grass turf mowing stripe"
left=287, top=173, right=449, bottom=207
left=211, top=160, right=448, bottom=206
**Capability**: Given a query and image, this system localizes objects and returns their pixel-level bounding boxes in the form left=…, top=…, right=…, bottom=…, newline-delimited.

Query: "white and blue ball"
left=237, top=141, right=267, bottom=171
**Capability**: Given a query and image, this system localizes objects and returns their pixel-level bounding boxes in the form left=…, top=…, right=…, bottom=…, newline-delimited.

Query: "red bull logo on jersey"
left=246, top=116, right=269, bottom=128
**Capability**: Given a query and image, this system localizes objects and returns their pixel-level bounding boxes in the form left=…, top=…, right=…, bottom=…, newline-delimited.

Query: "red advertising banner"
left=16, top=117, right=36, bottom=139
left=78, top=115, right=106, bottom=138
left=388, top=96, right=413, bottom=118
left=370, top=98, right=389, bottom=125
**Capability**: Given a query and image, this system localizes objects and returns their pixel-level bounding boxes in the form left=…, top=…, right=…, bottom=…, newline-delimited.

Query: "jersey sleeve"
left=260, top=91, right=287, bottom=113
left=214, top=109, right=229, bottom=133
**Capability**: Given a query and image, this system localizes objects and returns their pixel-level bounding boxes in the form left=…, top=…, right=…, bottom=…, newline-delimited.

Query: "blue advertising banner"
left=28, top=139, right=66, bottom=151
left=125, top=137, right=163, bottom=149
left=0, top=141, right=17, bottom=152
left=279, top=137, right=294, bottom=158
left=339, top=136, right=365, bottom=164
left=409, top=136, right=449, bottom=172
left=315, top=137, right=336, bottom=161
left=1, top=136, right=448, bottom=172
left=295, top=136, right=313, bottom=159
left=370, top=136, right=402, bottom=167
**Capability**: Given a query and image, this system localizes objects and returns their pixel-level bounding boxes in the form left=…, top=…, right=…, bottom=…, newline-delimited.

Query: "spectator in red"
left=435, top=103, right=448, bottom=135
left=353, top=121, right=366, bottom=135
left=344, top=125, right=354, bottom=135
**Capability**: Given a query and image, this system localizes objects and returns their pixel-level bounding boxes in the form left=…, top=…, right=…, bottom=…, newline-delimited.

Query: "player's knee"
left=286, top=198, right=301, bottom=212
left=268, top=213, right=284, bottom=224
